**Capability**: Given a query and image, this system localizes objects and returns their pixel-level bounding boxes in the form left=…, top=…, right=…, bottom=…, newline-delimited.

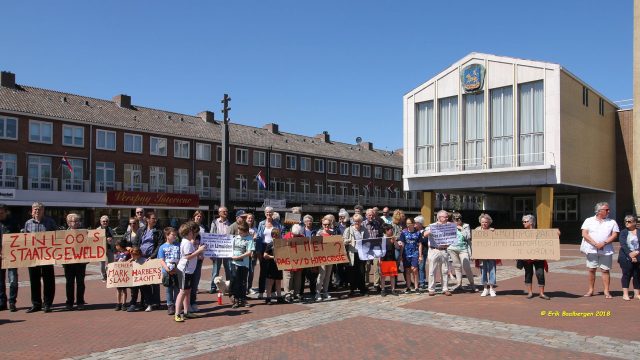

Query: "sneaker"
left=231, top=300, right=240, bottom=309
left=489, top=289, right=496, bottom=297
left=314, top=293, right=322, bottom=302
left=323, top=293, right=332, bottom=300
left=480, top=289, right=489, bottom=297
left=257, top=293, right=263, bottom=300
left=284, top=293, right=293, bottom=303
left=190, top=304, right=199, bottom=313
left=391, top=290, right=399, bottom=296
left=243, top=299, right=251, bottom=308
left=404, top=288, right=412, bottom=294
left=64, top=304, right=74, bottom=311
left=184, top=312, right=200, bottom=319
left=9, top=303, right=17, bottom=312
left=249, top=288, right=258, bottom=295
left=264, top=297, right=272, bottom=305
left=167, top=304, right=175, bottom=315
left=174, top=314, right=184, bottom=322
left=381, top=290, right=387, bottom=297
left=126, top=304, right=138, bottom=312
left=115, top=304, right=122, bottom=311
left=76, top=304, right=85, bottom=311
left=145, top=305, right=153, bottom=312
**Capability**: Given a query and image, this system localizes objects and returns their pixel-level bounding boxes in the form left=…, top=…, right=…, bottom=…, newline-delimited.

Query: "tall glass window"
left=28, top=155, right=52, bottom=189
left=61, top=158, right=83, bottom=191
left=439, top=96, right=458, bottom=171
left=123, top=164, right=142, bottom=191
left=519, top=81, right=544, bottom=165
left=150, top=166, right=166, bottom=192
left=0, top=153, right=17, bottom=188
left=95, top=162, right=115, bottom=191
left=490, top=86, right=514, bottom=167
left=464, top=92, right=484, bottom=169
left=415, top=101, right=434, bottom=173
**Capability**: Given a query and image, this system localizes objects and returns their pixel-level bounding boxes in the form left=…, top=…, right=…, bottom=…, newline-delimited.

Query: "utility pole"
left=220, top=94, right=231, bottom=208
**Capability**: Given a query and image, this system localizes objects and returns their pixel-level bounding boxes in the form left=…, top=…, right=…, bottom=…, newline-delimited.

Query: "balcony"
left=0, top=175, right=22, bottom=189
left=28, top=177, right=56, bottom=190
left=409, top=151, right=555, bottom=176
left=61, top=179, right=90, bottom=192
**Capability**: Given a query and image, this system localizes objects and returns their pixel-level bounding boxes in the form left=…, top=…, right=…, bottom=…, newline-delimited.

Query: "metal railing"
left=410, top=152, right=554, bottom=175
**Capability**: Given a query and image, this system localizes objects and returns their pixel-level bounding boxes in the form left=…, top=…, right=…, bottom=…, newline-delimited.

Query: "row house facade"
left=0, top=71, right=415, bottom=229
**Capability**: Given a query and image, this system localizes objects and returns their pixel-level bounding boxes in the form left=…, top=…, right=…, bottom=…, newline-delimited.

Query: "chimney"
left=263, top=123, right=279, bottom=134
left=197, top=110, right=216, bottom=124
left=360, top=141, right=373, bottom=150
left=113, top=94, right=131, bottom=108
left=315, top=131, right=330, bottom=143
left=1, top=71, right=16, bottom=88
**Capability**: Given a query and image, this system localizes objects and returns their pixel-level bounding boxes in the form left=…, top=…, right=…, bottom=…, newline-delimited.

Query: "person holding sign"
left=380, top=223, right=399, bottom=296
left=581, top=202, right=619, bottom=299
left=24, top=202, right=58, bottom=313
left=618, top=215, right=640, bottom=301
left=316, top=216, right=336, bottom=301
left=263, top=228, right=284, bottom=305
left=62, top=213, right=88, bottom=311
left=175, top=222, right=206, bottom=322
left=423, top=210, right=453, bottom=296
left=476, top=214, right=497, bottom=297
left=398, top=218, right=424, bottom=294
left=520, top=215, right=550, bottom=300
left=135, top=211, right=165, bottom=310
left=342, top=213, right=370, bottom=296
left=255, top=207, right=284, bottom=299
left=448, top=212, right=477, bottom=293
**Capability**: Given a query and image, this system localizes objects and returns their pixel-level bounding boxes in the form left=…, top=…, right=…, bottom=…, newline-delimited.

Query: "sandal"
left=583, top=292, right=594, bottom=297
left=539, top=294, right=550, bottom=300
left=526, top=293, right=534, bottom=299
left=604, top=294, right=613, bottom=299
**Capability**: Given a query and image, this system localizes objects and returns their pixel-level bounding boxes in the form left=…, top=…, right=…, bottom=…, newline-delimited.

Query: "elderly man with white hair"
left=581, top=201, right=619, bottom=299
left=422, top=210, right=453, bottom=296
left=282, top=224, right=305, bottom=303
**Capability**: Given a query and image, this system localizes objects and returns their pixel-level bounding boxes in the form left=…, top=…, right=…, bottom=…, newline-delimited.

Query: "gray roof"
left=0, top=84, right=402, bottom=167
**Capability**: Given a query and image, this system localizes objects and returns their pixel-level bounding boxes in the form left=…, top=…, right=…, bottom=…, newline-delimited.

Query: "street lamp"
left=220, top=94, right=231, bottom=207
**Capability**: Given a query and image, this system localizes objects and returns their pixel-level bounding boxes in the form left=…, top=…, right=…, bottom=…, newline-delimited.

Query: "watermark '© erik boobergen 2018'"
left=540, top=310, right=611, bottom=317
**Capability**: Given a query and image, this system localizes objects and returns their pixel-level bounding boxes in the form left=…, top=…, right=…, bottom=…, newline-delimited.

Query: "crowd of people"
left=0, top=200, right=638, bottom=322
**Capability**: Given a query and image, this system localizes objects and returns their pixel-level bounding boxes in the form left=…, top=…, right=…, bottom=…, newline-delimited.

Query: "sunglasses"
left=625, top=220, right=635, bottom=223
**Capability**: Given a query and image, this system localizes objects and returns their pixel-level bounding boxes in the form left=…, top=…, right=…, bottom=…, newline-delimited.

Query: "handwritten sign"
left=273, top=235, right=348, bottom=270
left=356, top=238, right=386, bottom=260
left=428, top=223, right=458, bottom=246
left=284, top=212, right=301, bottom=225
left=2, top=229, right=107, bottom=268
left=201, top=233, right=234, bottom=258
left=106, top=259, right=163, bottom=288
left=471, top=229, right=560, bottom=260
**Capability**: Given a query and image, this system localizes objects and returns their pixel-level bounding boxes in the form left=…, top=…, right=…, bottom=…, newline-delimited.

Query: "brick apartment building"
left=0, top=71, right=417, bottom=229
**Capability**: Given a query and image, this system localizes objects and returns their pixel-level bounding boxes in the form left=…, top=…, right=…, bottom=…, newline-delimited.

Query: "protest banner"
left=273, top=235, right=348, bottom=270
left=284, top=212, right=301, bottom=225
left=356, top=237, right=386, bottom=260
left=200, top=233, right=234, bottom=258
left=106, top=259, right=163, bottom=288
left=2, top=229, right=107, bottom=268
left=471, top=229, right=560, bottom=260
left=428, top=223, right=458, bottom=246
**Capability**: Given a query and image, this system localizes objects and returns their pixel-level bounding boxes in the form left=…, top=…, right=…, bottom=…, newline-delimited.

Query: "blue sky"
left=1, top=1, right=632, bottom=151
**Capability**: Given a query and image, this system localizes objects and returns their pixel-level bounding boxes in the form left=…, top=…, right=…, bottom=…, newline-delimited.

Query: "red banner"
left=107, top=191, right=199, bottom=208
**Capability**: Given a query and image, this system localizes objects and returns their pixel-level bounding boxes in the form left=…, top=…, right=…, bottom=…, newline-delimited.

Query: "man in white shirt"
left=209, top=206, right=231, bottom=293
left=581, top=202, right=619, bottom=298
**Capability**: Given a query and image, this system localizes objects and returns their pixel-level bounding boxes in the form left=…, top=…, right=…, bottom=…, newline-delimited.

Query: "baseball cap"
left=235, top=210, right=248, bottom=218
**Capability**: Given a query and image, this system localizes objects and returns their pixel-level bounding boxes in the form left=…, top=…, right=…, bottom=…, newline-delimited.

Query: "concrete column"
left=536, top=187, right=554, bottom=229
left=421, top=191, right=436, bottom=223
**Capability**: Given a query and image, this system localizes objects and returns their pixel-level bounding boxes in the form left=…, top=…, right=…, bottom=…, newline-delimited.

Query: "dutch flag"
left=61, top=154, right=73, bottom=174
left=256, top=170, right=267, bottom=190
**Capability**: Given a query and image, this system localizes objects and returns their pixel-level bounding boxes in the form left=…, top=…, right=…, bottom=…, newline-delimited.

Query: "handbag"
left=516, top=260, right=524, bottom=270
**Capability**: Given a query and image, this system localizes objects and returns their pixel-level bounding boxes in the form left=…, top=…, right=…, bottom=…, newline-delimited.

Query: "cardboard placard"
left=2, top=229, right=107, bottom=268
left=273, top=235, right=348, bottom=270
left=471, top=229, right=560, bottom=260
left=106, top=259, right=163, bottom=288
left=201, top=233, right=234, bottom=258
left=284, top=212, right=301, bottom=225
left=356, top=238, right=386, bottom=260
left=428, top=223, right=458, bottom=246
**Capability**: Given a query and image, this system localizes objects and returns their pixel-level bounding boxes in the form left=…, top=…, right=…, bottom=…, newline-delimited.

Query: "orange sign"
left=107, top=190, right=199, bottom=208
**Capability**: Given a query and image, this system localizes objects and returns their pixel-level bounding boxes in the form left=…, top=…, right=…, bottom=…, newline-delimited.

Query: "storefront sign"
left=461, top=63, right=485, bottom=92
left=2, top=229, right=107, bottom=268
left=0, top=188, right=15, bottom=200
left=200, top=233, right=234, bottom=258
left=106, top=259, right=163, bottom=288
left=273, top=235, right=348, bottom=270
left=471, top=229, right=560, bottom=260
left=107, top=191, right=199, bottom=208
left=262, top=198, right=286, bottom=209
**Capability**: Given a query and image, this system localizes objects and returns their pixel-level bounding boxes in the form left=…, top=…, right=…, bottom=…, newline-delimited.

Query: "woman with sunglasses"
left=520, top=215, right=550, bottom=300
left=448, top=212, right=477, bottom=292
left=618, top=215, right=640, bottom=301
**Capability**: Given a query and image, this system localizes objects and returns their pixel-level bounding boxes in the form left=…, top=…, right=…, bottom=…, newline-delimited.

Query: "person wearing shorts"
left=174, top=221, right=206, bottom=322
left=580, top=202, right=619, bottom=299
left=398, top=218, right=423, bottom=293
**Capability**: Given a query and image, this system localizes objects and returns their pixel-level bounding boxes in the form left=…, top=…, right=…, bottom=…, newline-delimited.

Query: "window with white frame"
left=374, top=186, right=381, bottom=198
left=300, top=179, right=310, bottom=195
left=149, top=166, right=166, bottom=192
left=96, top=129, right=116, bottom=150
left=237, top=175, right=248, bottom=193
left=196, top=143, right=211, bottom=161
left=352, top=164, right=360, bottom=177
left=327, top=160, right=337, bottom=174
left=95, top=161, right=115, bottom=191
left=62, top=125, right=84, bottom=147
left=174, top=168, right=189, bottom=192
left=0, top=153, right=17, bottom=187
left=351, top=184, right=360, bottom=197
left=28, top=155, right=52, bottom=189
left=174, top=140, right=190, bottom=159
left=315, top=180, right=324, bottom=195
left=394, top=169, right=402, bottom=181
left=253, top=150, right=266, bottom=167
left=416, top=101, right=434, bottom=173
left=270, top=153, right=282, bottom=168
left=339, top=183, right=348, bottom=197
left=286, top=178, right=295, bottom=194
left=150, top=137, right=167, bottom=156
left=383, top=168, right=392, bottom=180
left=196, top=170, right=210, bottom=194
left=0, top=117, right=17, bottom=140
left=286, top=155, right=297, bottom=170
left=340, top=162, right=349, bottom=176
left=439, top=96, right=458, bottom=171
left=513, top=197, right=535, bottom=222
left=29, top=120, right=53, bottom=144
left=519, top=80, right=544, bottom=165
left=362, top=165, right=370, bottom=178
left=490, top=86, right=513, bottom=168
left=327, top=182, right=336, bottom=197
left=464, top=92, right=484, bottom=169
left=374, top=166, right=382, bottom=179
left=216, top=145, right=222, bottom=162
left=123, top=164, right=142, bottom=191
left=236, top=148, right=248, bottom=165
left=314, top=159, right=325, bottom=173
left=300, top=157, right=311, bottom=171
left=61, top=158, right=83, bottom=191
left=554, top=195, right=578, bottom=222
left=124, top=133, right=143, bottom=153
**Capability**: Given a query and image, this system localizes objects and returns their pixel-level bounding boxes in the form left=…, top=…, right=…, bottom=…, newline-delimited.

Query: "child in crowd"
left=263, top=228, right=284, bottom=304
left=127, top=246, right=151, bottom=312
left=158, top=227, right=181, bottom=316
left=380, top=224, right=399, bottom=296
left=230, top=222, right=255, bottom=308
left=113, top=240, right=130, bottom=310
left=174, top=222, right=206, bottom=322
